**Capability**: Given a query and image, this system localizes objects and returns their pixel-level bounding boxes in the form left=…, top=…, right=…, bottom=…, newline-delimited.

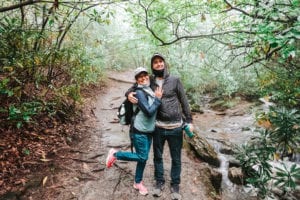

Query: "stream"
left=196, top=98, right=299, bottom=200
left=193, top=101, right=259, bottom=200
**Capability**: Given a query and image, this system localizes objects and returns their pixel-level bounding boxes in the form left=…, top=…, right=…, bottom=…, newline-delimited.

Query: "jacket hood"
left=151, top=53, right=165, bottom=67
left=150, top=53, right=169, bottom=79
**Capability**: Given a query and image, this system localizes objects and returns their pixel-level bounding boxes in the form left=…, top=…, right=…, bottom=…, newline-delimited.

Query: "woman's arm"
left=136, top=90, right=161, bottom=117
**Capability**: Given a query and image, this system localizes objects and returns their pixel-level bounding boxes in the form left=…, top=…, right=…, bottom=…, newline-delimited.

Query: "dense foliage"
left=0, top=1, right=112, bottom=128
left=236, top=106, right=300, bottom=198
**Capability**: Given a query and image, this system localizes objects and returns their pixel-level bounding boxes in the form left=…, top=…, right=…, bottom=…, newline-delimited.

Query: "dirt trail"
left=20, top=70, right=213, bottom=200
left=86, top=70, right=211, bottom=200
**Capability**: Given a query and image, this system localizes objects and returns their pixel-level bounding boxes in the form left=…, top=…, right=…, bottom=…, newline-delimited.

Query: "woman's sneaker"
left=105, top=148, right=117, bottom=168
left=133, top=181, right=148, bottom=195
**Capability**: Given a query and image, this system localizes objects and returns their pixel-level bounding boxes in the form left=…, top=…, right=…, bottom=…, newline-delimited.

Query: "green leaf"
left=276, top=171, right=287, bottom=177
left=49, top=19, right=54, bottom=26
left=22, top=148, right=30, bottom=155
left=23, top=115, right=31, bottom=122
left=270, top=42, right=278, bottom=48
left=17, top=121, right=22, bottom=129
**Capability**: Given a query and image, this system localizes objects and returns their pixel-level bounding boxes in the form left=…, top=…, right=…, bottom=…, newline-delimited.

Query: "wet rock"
left=186, top=128, right=220, bottom=167
left=271, top=187, right=300, bottom=200
left=229, top=110, right=246, bottom=116
left=219, top=146, right=235, bottom=155
left=271, top=187, right=285, bottom=198
left=198, top=165, right=222, bottom=195
left=291, top=188, right=300, bottom=200
left=190, top=103, right=204, bottom=113
left=242, top=127, right=251, bottom=131
left=216, top=112, right=226, bottom=115
left=228, top=157, right=241, bottom=168
left=228, top=167, right=244, bottom=185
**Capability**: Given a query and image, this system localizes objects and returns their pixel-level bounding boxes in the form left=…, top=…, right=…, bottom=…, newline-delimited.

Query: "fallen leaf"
left=42, top=176, right=48, bottom=187
left=41, top=151, right=46, bottom=159
left=82, top=163, right=89, bottom=170
left=40, top=158, right=52, bottom=162
left=43, top=129, right=52, bottom=134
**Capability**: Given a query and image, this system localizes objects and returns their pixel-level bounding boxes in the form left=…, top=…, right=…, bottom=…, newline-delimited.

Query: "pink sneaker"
left=105, top=148, right=117, bottom=168
left=133, top=181, right=148, bottom=195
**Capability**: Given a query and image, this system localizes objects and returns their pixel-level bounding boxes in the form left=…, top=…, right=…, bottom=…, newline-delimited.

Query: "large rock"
left=197, top=165, right=222, bottom=195
left=219, top=146, right=235, bottom=155
left=228, top=156, right=241, bottom=168
left=228, top=167, right=244, bottom=185
left=186, top=128, right=220, bottom=167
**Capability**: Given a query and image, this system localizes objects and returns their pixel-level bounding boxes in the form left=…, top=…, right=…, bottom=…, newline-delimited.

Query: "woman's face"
left=136, top=72, right=150, bottom=85
left=152, top=57, right=165, bottom=70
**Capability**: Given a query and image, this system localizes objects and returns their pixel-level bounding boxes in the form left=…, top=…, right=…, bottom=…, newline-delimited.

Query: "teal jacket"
left=133, top=88, right=161, bottom=133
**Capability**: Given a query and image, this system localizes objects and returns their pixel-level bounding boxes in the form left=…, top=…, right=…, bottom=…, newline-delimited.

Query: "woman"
left=106, top=67, right=163, bottom=196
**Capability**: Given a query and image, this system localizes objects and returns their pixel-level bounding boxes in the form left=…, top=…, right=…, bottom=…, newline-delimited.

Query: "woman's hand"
left=155, top=87, right=163, bottom=99
left=128, top=92, right=138, bottom=104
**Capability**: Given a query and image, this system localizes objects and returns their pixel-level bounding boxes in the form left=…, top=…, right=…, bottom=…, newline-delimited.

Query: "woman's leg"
left=134, top=134, right=152, bottom=183
left=114, top=132, right=142, bottom=161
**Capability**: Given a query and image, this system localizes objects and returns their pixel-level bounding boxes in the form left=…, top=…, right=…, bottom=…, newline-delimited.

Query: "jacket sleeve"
left=136, top=90, right=161, bottom=117
left=176, top=78, right=193, bottom=123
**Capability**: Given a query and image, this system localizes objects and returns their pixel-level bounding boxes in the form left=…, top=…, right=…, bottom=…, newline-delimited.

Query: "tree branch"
left=0, top=0, right=129, bottom=12
left=0, top=0, right=42, bottom=12
left=241, top=57, right=265, bottom=68
left=139, top=0, right=166, bottom=45
left=223, top=0, right=297, bottom=24
left=157, top=30, right=256, bottom=46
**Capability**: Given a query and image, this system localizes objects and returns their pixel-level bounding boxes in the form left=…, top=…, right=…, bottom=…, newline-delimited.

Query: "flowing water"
left=194, top=98, right=300, bottom=200
left=193, top=100, right=260, bottom=199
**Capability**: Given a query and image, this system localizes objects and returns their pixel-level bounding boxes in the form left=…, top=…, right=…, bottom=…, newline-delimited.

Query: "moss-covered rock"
left=186, top=128, right=220, bottom=167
